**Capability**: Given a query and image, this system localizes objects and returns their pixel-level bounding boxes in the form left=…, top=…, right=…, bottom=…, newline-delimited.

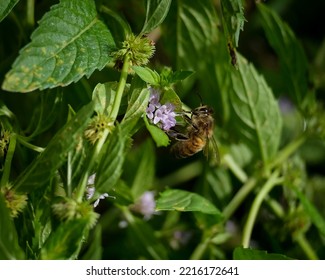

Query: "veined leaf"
left=177, top=0, right=219, bottom=72
left=233, top=247, right=292, bottom=260
left=0, top=0, right=19, bottom=22
left=14, top=101, right=95, bottom=193
left=257, top=3, right=308, bottom=104
left=95, top=125, right=127, bottom=194
left=229, top=55, right=282, bottom=164
left=132, top=66, right=160, bottom=86
left=2, top=0, right=115, bottom=92
left=0, top=192, right=25, bottom=259
left=156, top=189, right=222, bottom=216
left=220, top=0, right=245, bottom=48
left=41, top=219, right=88, bottom=260
left=92, top=82, right=118, bottom=115
left=141, top=0, right=172, bottom=34
left=121, top=86, right=150, bottom=135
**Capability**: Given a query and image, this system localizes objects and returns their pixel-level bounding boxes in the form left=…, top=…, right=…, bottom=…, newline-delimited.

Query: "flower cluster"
left=146, top=88, right=176, bottom=131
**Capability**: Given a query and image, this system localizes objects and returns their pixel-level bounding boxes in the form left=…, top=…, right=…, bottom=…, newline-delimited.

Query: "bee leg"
left=183, top=114, right=199, bottom=131
left=167, top=129, right=188, bottom=141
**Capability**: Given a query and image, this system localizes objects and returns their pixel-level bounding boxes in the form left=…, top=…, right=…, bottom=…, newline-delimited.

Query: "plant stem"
left=190, top=238, right=210, bottom=260
left=242, top=170, right=283, bottom=248
left=295, top=233, right=318, bottom=260
left=222, top=177, right=257, bottom=220
left=110, top=53, right=131, bottom=121
left=26, top=0, right=35, bottom=27
left=17, top=136, right=44, bottom=153
left=1, top=133, right=16, bottom=186
left=223, top=153, right=248, bottom=183
left=268, top=135, right=306, bottom=170
left=76, top=129, right=110, bottom=202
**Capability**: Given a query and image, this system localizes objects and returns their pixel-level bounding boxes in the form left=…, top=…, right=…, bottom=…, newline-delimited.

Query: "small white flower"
left=85, top=174, right=114, bottom=208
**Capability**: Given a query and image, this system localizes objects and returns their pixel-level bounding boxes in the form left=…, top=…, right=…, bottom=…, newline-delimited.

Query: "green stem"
left=295, top=234, right=318, bottom=260
left=267, top=135, right=306, bottom=170
left=223, top=153, right=248, bottom=183
left=76, top=129, right=110, bottom=202
left=17, top=136, right=44, bottom=153
left=222, top=177, right=257, bottom=220
left=26, top=0, right=35, bottom=27
left=242, top=170, right=283, bottom=248
left=1, top=133, right=17, bottom=187
left=110, top=53, right=131, bottom=121
left=190, top=238, right=210, bottom=260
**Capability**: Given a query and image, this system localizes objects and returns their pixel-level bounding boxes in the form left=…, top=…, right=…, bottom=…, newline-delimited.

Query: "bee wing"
left=203, top=135, right=220, bottom=165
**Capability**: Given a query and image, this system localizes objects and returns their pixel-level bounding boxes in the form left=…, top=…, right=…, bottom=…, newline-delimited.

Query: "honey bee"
left=169, top=105, right=220, bottom=163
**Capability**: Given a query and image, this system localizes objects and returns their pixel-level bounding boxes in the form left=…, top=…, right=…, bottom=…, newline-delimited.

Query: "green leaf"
left=0, top=0, right=19, bottom=22
left=92, top=82, right=117, bottom=115
left=0, top=192, right=25, bottom=259
left=41, top=219, right=88, bottom=260
left=14, top=101, right=95, bottom=193
left=141, top=0, right=172, bottom=34
left=110, top=180, right=134, bottom=206
left=81, top=224, right=102, bottom=260
left=121, top=85, right=150, bottom=135
left=229, top=55, right=282, bottom=164
left=95, top=125, right=127, bottom=194
left=132, top=66, right=160, bottom=86
left=130, top=139, right=155, bottom=198
left=233, top=247, right=293, bottom=260
left=220, top=0, right=245, bottom=48
left=294, top=189, right=325, bottom=237
left=257, top=3, right=308, bottom=104
left=176, top=0, right=219, bottom=72
left=2, top=0, right=115, bottom=92
left=160, top=87, right=182, bottom=112
left=156, top=189, right=222, bottom=216
left=126, top=212, right=168, bottom=259
left=144, top=116, right=170, bottom=147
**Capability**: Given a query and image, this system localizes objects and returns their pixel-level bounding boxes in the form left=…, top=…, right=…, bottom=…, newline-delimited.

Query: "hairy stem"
left=1, top=133, right=17, bottom=186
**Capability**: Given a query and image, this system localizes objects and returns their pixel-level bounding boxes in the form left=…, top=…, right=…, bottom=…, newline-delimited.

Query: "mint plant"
left=1, top=0, right=325, bottom=260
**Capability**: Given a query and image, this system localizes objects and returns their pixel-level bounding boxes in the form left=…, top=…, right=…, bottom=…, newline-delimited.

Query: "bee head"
left=193, top=105, right=214, bottom=116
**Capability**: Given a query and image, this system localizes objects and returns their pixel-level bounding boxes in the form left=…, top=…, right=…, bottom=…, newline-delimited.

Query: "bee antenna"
left=195, top=92, right=203, bottom=105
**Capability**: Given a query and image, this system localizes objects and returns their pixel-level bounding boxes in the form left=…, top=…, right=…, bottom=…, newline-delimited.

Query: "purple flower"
left=146, top=88, right=176, bottom=131
left=131, top=191, right=158, bottom=220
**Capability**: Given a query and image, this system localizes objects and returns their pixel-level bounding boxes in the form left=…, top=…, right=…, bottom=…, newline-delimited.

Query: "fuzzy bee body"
left=170, top=105, right=219, bottom=162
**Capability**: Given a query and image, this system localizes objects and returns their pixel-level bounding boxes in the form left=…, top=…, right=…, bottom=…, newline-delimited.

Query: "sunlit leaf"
left=141, top=0, right=172, bottom=34
left=229, top=55, right=282, bottom=163
left=121, top=85, right=150, bottom=135
left=2, top=0, right=115, bottom=92
left=156, top=189, right=222, bottom=216
left=132, top=66, right=160, bottom=86
left=92, top=82, right=117, bottom=115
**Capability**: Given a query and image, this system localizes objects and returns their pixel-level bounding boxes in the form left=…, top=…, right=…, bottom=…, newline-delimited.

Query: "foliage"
left=1, top=0, right=325, bottom=260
